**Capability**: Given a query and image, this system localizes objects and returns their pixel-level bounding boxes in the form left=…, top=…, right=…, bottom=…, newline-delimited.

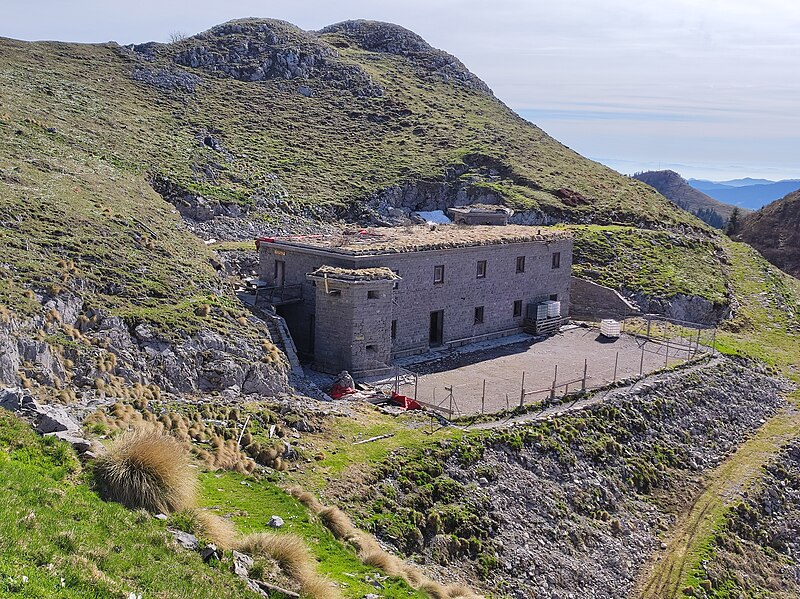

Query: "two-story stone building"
left=256, top=225, right=573, bottom=376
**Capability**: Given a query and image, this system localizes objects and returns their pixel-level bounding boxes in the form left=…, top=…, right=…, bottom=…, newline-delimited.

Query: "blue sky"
left=4, top=0, right=799, bottom=180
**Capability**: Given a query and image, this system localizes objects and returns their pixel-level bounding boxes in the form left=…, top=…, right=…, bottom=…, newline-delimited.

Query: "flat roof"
left=258, top=225, right=570, bottom=256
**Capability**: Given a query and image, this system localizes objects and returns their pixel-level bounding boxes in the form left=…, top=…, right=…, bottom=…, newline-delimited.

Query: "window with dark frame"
left=367, top=290, right=379, bottom=299
left=476, top=260, right=487, bottom=279
left=549, top=294, right=558, bottom=301
left=434, top=264, right=445, bottom=284
left=552, top=252, right=561, bottom=269
left=516, top=256, right=526, bottom=273
left=391, top=320, right=397, bottom=340
left=513, top=299, right=523, bottom=317
left=474, top=306, right=484, bottom=324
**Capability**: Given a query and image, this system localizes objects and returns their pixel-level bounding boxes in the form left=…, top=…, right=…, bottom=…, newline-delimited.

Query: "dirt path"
left=464, top=355, right=721, bottom=431
left=635, top=403, right=800, bottom=599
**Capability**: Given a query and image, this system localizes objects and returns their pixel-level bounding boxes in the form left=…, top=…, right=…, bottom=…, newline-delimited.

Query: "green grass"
left=0, top=409, right=258, bottom=598
left=570, top=225, right=729, bottom=304
left=199, top=471, right=427, bottom=598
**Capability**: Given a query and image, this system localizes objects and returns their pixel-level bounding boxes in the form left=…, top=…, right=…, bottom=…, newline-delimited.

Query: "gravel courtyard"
left=396, top=326, right=698, bottom=416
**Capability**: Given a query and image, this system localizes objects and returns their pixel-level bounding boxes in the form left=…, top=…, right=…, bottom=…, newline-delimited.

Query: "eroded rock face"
left=0, top=292, right=290, bottom=410
left=165, top=19, right=383, bottom=97
left=626, top=291, right=731, bottom=325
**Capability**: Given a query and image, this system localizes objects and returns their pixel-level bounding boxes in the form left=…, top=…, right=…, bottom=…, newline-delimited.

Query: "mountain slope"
left=735, top=190, right=800, bottom=278
left=0, top=18, right=699, bottom=237
left=633, top=170, right=738, bottom=227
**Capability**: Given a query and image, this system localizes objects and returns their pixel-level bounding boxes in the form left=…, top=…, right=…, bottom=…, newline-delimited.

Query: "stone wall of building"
left=310, top=276, right=394, bottom=375
left=258, top=236, right=573, bottom=365
left=569, top=276, right=640, bottom=321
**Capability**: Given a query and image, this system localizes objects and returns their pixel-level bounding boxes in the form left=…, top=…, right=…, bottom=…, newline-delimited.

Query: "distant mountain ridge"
left=632, top=170, right=738, bottom=228
left=688, top=178, right=800, bottom=210
left=736, top=189, right=800, bottom=279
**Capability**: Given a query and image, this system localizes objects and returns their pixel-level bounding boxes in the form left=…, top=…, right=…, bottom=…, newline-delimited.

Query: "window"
left=516, top=256, right=526, bottom=273
left=367, top=290, right=379, bottom=299
left=513, top=300, right=523, bottom=317
left=366, top=344, right=377, bottom=353
left=391, top=320, right=397, bottom=340
left=433, top=265, right=445, bottom=284
left=476, top=260, right=487, bottom=279
left=474, top=306, right=484, bottom=324
left=552, top=252, right=561, bottom=269
left=549, top=294, right=558, bottom=301
left=327, top=289, right=341, bottom=297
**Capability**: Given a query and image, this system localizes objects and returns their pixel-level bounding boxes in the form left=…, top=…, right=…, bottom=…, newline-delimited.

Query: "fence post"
left=582, top=358, right=588, bottom=390
left=640, top=346, right=645, bottom=376
left=646, top=314, right=652, bottom=340
left=519, top=372, right=526, bottom=407
left=550, top=364, right=558, bottom=400
left=712, top=329, right=717, bottom=355
left=394, top=367, right=399, bottom=394
left=414, top=373, right=418, bottom=402
left=481, top=379, right=486, bottom=415
left=694, top=328, right=701, bottom=357
left=665, top=339, right=670, bottom=367
left=613, top=351, right=619, bottom=381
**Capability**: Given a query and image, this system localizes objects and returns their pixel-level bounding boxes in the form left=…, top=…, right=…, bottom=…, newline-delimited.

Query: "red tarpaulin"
left=391, top=391, right=422, bottom=410
left=329, top=384, right=356, bottom=400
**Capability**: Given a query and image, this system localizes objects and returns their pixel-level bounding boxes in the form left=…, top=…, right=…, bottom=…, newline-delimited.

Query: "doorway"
left=274, top=260, right=285, bottom=286
left=429, top=310, right=444, bottom=346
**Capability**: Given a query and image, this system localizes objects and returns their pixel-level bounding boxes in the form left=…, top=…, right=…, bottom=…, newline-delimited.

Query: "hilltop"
left=632, top=170, right=739, bottom=228
left=735, top=189, right=800, bottom=278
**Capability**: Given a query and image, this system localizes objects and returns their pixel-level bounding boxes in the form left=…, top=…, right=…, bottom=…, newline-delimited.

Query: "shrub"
left=319, top=506, right=356, bottom=540
left=94, top=427, right=197, bottom=513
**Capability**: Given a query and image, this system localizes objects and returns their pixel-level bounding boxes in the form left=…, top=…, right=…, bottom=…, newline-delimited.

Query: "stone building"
left=256, top=225, right=572, bottom=376
left=446, top=204, right=513, bottom=225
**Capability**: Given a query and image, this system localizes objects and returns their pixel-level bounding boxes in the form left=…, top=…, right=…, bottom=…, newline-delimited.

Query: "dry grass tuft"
left=318, top=506, right=356, bottom=540
left=94, top=427, right=197, bottom=513
left=300, top=574, right=343, bottom=599
left=287, top=486, right=323, bottom=513
left=193, top=510, right=238, bottom=550
left=285, top=486, right=484, bottom=599
left=236, top=532, right=315, bottom=580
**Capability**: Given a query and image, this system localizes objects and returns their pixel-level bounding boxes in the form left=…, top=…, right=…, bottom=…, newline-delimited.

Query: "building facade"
left=257, top=226, right=573, bottom=376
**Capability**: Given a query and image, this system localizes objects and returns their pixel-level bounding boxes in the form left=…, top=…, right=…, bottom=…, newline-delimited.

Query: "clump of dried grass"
left=236, top=532, right=342, bottom=598
left=193, top=510, right=238, bottom=549
left=94, top=427, right=197, bottom=513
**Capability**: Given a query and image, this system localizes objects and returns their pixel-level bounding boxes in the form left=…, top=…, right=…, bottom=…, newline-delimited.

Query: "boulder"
left=169, top=529, right=199, bottom=551
left=36, top=404, right=81, bottom=434
left=267, top=515, right=285, bottom=528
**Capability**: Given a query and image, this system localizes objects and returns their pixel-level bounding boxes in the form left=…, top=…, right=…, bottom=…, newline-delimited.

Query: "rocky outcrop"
left=319, top=20, right=493, bottom=95
left=164, top=19, right=383, bottom=97
left=626, top=291, right=731, bottom=325
left=0, top=291, right=290, bottom=412
left=736, top=190, right=800, bottom=279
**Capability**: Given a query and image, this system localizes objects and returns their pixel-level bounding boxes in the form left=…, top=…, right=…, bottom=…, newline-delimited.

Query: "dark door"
left=308, top=315, right=316, bottom=354
left=429, top=310, right=444, bottom=346
left=274, top=260, right=285, bottom=286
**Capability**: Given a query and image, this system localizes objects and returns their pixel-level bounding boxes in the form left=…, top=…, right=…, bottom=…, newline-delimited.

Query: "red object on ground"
left=391, top=391, right=422, bottom=410
left=329, top=384, right=356, bottom=400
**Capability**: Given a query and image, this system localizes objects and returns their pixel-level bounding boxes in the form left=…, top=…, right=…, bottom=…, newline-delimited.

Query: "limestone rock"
left=267, top=515, right=285, bottom=528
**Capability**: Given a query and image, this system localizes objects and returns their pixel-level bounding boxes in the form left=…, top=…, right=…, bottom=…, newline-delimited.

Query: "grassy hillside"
left=0, top=19, right=698, bottom=229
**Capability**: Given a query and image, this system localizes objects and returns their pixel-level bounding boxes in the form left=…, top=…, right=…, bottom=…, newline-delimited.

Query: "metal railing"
left=254, top=284, right=303, bottom=306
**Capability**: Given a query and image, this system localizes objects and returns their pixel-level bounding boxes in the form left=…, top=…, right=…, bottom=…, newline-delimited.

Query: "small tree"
left=168, top=31, right=187, bottom=44
left=726, top=207, right=741, bottom=236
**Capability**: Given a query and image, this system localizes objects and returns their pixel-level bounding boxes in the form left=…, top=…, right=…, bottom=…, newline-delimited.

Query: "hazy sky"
left=5, top=0, right=799, bottom=180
